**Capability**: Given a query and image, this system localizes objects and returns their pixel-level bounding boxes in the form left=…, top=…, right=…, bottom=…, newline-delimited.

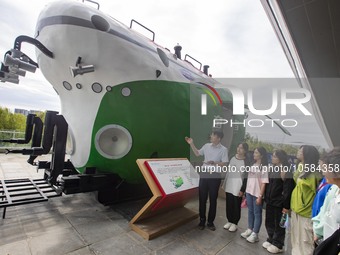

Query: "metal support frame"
left=7, top=111, right=69, bottom=185
left=46, top=113, right=69, bottom=184
left=0, top=178, right=61, bottom=218
left=1, top=110, right=152, bottom=217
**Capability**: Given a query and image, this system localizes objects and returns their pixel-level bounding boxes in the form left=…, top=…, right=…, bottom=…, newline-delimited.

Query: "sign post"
left=130, top=158, right=199, bottom=240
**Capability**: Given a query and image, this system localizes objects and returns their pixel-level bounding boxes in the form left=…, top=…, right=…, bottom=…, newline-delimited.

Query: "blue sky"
left=0, top=0, right=329, bottom=148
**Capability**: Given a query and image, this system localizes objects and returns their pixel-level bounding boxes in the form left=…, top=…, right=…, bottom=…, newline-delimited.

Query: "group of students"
left=185, top=130, right=340, bottom=255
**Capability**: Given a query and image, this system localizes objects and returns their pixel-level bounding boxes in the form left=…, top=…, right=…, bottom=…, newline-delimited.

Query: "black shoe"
left=207, top=222, right=216, bottom=231
left=198, top=220, right=205, bottom=230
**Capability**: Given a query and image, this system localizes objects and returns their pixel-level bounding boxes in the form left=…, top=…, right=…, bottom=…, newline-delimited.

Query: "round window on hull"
left=95, top=124, right=133, bottom=159
left=92, top=82, right=103, bottom=93
left=91, top=15, right=110, bottom=32
left=63, top=81, right=72, bottom=90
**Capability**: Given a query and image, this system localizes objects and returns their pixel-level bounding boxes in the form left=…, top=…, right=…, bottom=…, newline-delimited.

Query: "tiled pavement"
left=0, top=154, right=292, bottom=255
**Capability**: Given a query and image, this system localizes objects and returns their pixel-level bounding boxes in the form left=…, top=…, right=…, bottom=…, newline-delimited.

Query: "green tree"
left=11, top=113, right=26, bottom=131
left=36, top=111, right=46, bottom=123
left=0, top=107, right=11, bottom=130
left=0, top=106, right=29, bottom=131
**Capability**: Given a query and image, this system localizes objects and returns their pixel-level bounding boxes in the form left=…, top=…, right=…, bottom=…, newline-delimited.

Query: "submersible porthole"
left=95, top=124, right=132, bottom=159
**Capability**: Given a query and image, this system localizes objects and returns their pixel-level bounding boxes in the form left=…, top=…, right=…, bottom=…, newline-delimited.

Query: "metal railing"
left=0, top=130, right=26, bottom=149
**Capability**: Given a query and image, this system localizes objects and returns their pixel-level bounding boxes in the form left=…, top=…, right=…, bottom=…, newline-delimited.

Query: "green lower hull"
left=80, top=80, right=241, bottom=183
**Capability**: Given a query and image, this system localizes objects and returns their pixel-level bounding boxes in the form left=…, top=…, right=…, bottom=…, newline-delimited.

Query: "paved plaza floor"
left=0, top=154, right=292, bottom=255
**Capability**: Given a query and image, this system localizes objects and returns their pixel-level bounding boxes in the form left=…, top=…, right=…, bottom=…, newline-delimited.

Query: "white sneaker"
left=246, top=232, right=259, bottom=243
left=228, top=224, right=237, bottom=232
left=224, top=222, right=232, bottom=230
left=262, top=241, right=272, bottom=249
left=240, top=229, right=252, bottom=238
left=267, top=245, right=283, bottom=254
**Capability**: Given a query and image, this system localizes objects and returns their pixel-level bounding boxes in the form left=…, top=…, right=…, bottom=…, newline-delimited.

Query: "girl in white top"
left=241, top=147, right=269, bottom=243
left=222, top=142, right=250, bottom=232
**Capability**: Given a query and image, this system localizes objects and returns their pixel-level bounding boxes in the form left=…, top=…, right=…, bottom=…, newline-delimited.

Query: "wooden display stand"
left=129, top=158, right=199, bottom=240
